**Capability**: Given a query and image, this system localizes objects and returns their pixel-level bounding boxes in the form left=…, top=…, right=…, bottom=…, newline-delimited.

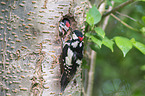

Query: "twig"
left=116, top=11, right=137, bottom=22
left=103, top=0, right=136, bottom=17
left=111, top=13, right=139, bottom=31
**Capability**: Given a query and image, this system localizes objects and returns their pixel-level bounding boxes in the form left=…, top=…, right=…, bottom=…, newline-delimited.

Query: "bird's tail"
left=61, top=72, right=69, bottom=92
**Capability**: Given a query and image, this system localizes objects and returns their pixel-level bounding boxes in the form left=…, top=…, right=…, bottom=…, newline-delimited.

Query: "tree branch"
left=103, top=0, right=136, bottom=17
left=111, top=13, right=139, bottom=32
left=102, top=1, right=114, bottom=30
left=116, top=11, right=137, bottom=22
left=97, top=0, right=105, bottom=8
left=87, top=50, right=96, bottom=96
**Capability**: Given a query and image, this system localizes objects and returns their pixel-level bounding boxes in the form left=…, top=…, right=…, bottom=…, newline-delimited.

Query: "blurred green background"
left=89, top=1, right=145, bottom=96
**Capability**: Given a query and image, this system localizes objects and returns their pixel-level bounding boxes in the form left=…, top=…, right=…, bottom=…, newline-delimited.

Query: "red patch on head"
left=78, top=36, right=83, bottom=41
left=65, top=21, right=70, bottom=27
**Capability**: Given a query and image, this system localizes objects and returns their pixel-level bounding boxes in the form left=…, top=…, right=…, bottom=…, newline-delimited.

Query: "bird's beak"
left=78, top=36, right=83, bottom=41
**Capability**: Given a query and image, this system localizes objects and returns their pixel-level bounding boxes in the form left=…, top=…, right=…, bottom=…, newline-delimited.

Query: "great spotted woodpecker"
left=59, top=18, right=71, bottom=37
left=61, top=30, right=84, bottom=92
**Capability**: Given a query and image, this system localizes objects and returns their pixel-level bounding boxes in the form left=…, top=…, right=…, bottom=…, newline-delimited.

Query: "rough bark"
left=0, top=0, right=89, bottom=96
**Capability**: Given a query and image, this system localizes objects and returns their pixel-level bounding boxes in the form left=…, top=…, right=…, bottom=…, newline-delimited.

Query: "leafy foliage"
left=94, top=27, right=105, bottom=38
left=86, top=5, right=101, bottom=26
left=100, top=79, right=131, bottom=96
left=102, top=37, right=114, bottom=52
left=131, top=38, right=145, bottom=54
left=114, top=36, right=132, bottom=57
left=85, top=1, right=145, bottom=96
left=85, top=6, right=145, bottom=57
left=142, top=16, right=145, bottom=24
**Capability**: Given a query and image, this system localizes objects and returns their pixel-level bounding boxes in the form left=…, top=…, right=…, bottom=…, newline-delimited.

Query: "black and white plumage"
left=59, top=18, right=71, bottom=37
left=61, top=30, right=84, bottom=92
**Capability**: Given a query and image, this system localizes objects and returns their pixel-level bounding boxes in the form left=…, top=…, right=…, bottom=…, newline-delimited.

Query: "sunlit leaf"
left=142, top=16, right=145, bottom=24
left=140, top=27, right=145, bottom=33
left=94, top=27, right=105, bottom=38
left=140, top=65, right=145, bottom=71
left=132, top=40, right=145, bottom=54
left=130, top=38, right=136, bottom=43
left=86, top=13, right=94, bottom=26
left=91, top=36, right=102, bottom=48
left=86, top=5, right=101, bottom=26
left=102, top=37, right=114, bottom=52
left=114, top=36, right=132, bottom=57
left=85, top=33, right=102, bottom=48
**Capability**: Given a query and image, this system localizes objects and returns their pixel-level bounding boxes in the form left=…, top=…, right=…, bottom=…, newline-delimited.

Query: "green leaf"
left=86, top=13, right=94, bottom=26
left=102, top=37, right=114, bottom=52
left=140, top=65, right=145, bottom=71
left=140, top=27, right=145, bottom=33
left=102, top=79, right=130, bottom=96
left=85, top=32, right=93, bottom=38
left=142, top=16, right=145, bottom=24
left=114, top=36, right=132, bottom=57
left=90, top=44, right=100, bottom=52
left=131, top=40, right=145, bottom=54
left=85, top=33, right=102, bottom=48
left=86, top=5, right=102, bottom=26
left=94, top=27, right=105, bottom=38
left=130, top=38, right=136, bottom=43
left=91, top=36, right=102, bottom=48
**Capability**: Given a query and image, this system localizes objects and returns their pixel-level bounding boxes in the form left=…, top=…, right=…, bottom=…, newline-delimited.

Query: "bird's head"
left=62, top=18, right=70, bottom=28
left=72, top=30, right=84, bottom=41
left=59, top=18, right=71, bottom=36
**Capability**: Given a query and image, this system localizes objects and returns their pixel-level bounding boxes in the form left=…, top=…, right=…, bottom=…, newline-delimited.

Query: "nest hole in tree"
left=59, top=14, right=77, bottom=31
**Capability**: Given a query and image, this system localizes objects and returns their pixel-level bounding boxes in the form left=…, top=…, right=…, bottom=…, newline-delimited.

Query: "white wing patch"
left=65, top=48, right=73, bottom=66
left=71, top=41, right=79, bottom=48
left=63, top=42, right=70, bottom=47
left=76, top=59, right=82, bottom=65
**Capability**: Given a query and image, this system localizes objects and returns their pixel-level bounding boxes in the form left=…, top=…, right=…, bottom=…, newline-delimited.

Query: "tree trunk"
left=0, top=0, right=90, bottom=96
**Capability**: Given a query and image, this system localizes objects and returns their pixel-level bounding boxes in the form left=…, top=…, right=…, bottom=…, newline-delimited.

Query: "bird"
left=60, top=30, right=84, bottom=92
left=59, top=18, right=71, bottom=37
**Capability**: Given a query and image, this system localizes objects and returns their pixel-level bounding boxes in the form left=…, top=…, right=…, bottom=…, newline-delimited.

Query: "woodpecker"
left=60, top=30, right=84, bottom=92
left=59, top=18, right=71, bottom=37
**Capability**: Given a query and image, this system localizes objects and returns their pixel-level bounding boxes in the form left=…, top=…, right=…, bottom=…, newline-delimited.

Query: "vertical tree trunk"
left=0, top=0, right=90, bottom=96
